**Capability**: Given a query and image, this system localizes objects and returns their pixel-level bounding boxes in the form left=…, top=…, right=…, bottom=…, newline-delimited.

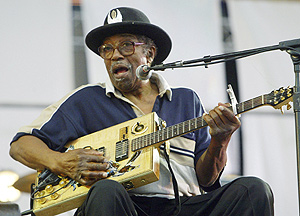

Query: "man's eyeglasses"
left=98, top=41, right=144, bottom=60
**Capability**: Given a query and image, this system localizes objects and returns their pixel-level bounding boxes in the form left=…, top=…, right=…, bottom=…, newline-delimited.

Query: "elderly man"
left=10, top=7, right=273, bottom=216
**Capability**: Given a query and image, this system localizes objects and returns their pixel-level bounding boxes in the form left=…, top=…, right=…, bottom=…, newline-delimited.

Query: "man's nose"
left=111, top=48, right=124, bottom=61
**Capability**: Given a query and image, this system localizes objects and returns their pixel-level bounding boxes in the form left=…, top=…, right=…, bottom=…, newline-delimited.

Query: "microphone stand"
left=280, top=39, right=300, bottom=213
left=152, top=38, right=300, bottom=213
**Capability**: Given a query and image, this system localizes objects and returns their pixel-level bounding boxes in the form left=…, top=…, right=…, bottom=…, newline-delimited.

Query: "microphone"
left=136, top=65, right=152, bottom=80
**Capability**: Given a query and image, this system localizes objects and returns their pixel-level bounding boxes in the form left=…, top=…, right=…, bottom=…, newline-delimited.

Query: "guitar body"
left=33, top=112, right=161, bottom=216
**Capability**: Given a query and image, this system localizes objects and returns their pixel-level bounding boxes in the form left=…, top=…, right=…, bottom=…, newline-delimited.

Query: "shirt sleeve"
left=193, top=91, right=211, bottom=166
left=11, top=104, right=79, bottom=152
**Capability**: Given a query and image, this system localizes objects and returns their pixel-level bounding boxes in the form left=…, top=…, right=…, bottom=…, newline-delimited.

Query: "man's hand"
left=203, top=102, right=241, bottom=145
left=54, top=149, right=110, bottom=186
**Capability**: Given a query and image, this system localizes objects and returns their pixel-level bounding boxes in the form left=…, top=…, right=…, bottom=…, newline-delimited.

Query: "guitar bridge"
left=115, top=139, right=129, bottom=161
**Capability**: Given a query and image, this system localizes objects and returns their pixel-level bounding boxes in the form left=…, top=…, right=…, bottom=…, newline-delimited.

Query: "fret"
left=196, top=117, right=200, bottom=127
left=190, top=119, right=195, bottom=130
left=150, top=133, right=154, bottom=146
left=178, top=122, right=184, bottom=135
left=236, top=103, right=241, bottom=114
left=242, top=102, right=244, bottom=113
left=134, top=137, right=137, bottom=149
left=132, top=139, right=136, bottom=150
left=173, top=125, right=178, bottom=136
left=145, top=134, right=149, bottom=148
left=148, top=134, right=152, bottom=147
left=154, top=131, right=159, bottom=143
left=140, top=136, right=144, bottom=149
left=167, top=127, right=171, bottom=140
left=137, top=138, right=141, bottom=149
left=158, top=130, right=164, bottom=143
left=160, top=130, right=163, bottom=142
left=164, top=128, right=167, bottom=141
left=171, top=126, right=174, bottom=137
left=136, top=138, right=140, bottom=149
left=149, top=133, right=153, bottom=146
left=184, top=120, right=189, bottom=132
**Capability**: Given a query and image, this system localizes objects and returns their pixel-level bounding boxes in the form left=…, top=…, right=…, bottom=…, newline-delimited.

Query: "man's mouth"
left=110, top=63, right=132, bottom=80
left=113, top=66, right=129, bottom=75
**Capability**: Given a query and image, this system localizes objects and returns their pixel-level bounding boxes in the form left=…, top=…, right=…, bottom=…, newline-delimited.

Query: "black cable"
left=132, top=201, right=150, bottom=216
left=163, top=147, right=181, bottom=216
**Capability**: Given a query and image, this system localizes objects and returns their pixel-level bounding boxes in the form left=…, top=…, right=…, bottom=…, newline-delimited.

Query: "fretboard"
left=131, top=116, right=207, bottom=151
left=236, top=94, right=267, bottom=114
left=131, top=93, right=272, bottom=152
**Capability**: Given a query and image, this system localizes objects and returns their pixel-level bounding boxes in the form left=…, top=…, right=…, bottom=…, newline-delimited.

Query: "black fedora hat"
left=85, top=7, right=172, bottom=65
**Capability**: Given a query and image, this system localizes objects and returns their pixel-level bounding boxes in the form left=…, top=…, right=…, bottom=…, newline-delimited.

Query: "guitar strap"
left=158, top=117, right=181, bottom=215
left=132, top=144, right=181, bottom=216
left=162, top=143, right=181, bottom=216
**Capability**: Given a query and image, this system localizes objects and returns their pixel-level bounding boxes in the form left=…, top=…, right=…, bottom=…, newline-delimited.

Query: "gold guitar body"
left=33, top=112, right=161, bottom=216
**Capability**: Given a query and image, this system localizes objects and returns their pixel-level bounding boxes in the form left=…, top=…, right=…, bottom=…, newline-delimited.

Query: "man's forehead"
left=103, top=33, right=138, bottom=44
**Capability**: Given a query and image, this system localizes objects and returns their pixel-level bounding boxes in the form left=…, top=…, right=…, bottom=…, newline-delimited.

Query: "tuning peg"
left=280, top=107, right=284, bottom=114
left=280, top=87, right=285, bottom=93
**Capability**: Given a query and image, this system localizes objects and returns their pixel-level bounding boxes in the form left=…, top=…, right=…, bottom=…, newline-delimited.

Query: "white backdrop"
left=0, top=0, right=74, bottom=215
left=228, top=0, right=300, bottom=215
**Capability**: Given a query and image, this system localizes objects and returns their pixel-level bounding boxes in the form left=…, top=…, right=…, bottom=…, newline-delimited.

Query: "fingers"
left=76, top=149, right=110, bottom=179
left=82, top=169, right=110, bottom=180
left=203, top=103, right=241, bottom=137
left=82, top=149, right=107, bottom=163
left=60, top=148, right=111, bottom=185
left=76, top=170, right=110, bottom=186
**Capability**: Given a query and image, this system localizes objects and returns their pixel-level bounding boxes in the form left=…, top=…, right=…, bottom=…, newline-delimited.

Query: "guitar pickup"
left=115, top=139, right=129, bottom=162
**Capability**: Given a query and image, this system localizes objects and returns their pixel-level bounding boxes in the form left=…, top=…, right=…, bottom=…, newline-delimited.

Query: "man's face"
left=102, top=34, right=151, bottom=93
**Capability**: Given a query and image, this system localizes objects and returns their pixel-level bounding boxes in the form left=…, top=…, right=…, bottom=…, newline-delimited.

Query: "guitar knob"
left=38, top=197, right=47, bottom=204
left=59, top=179, right=68, bottom=187
left=36, top=191, right=47, bottom=204
left=45, top=185, right=54, bottom=193
left=50, top=193, right=59, bottom=200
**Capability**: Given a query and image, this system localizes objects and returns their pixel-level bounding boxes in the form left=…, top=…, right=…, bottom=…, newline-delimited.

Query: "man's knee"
left=232, top=176, right=274, bottom=203
left=90, top=179, right=126, bottom=197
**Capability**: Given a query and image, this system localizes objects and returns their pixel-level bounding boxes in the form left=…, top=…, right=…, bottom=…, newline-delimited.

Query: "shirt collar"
left=105, top=72, right=172, bottom=101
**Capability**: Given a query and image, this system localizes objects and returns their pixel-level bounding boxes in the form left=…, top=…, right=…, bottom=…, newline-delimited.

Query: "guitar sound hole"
left=135, top=124, right=144, bottom=132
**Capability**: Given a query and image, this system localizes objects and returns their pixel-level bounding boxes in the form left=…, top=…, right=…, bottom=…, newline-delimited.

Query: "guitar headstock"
left=266, top=86, right=293, bottom=112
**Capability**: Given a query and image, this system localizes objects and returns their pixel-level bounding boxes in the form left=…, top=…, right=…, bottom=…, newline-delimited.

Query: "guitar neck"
left=131, top=93, right=269, bottom=152
left=131, top=115, right=208, bottom=151
left=236, top=94, right=268, bottom=115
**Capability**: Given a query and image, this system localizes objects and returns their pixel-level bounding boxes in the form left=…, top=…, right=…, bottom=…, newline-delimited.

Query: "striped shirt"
left=11, top=72, right=211, bottom=198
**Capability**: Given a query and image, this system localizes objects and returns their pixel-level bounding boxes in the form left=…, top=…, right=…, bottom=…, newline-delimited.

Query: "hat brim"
left=85, top=22, right=172, bottom=65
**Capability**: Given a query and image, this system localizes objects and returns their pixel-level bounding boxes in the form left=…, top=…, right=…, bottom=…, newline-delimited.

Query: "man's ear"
left=147, top=46, right=156, bottom=65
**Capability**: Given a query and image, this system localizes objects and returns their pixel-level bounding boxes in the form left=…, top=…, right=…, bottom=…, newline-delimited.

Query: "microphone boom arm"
left=150, top=38, right=300, bottom=71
